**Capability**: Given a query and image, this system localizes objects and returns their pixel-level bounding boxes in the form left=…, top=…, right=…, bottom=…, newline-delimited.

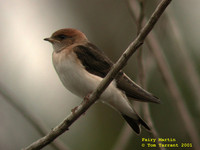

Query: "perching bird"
left=44, top=28, right=160, bottom=134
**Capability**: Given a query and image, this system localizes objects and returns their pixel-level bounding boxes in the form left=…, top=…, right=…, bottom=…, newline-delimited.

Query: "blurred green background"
left=0, top=0, right=199, bottom=150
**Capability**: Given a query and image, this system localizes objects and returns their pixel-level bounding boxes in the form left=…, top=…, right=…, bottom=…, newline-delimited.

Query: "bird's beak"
left=44, top=37, right=59, bottom=43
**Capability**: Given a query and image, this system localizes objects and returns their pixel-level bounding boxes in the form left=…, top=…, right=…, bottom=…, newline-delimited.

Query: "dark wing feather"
left=73, top=43, right=113, bottom=78
left=73, top=43, right=160, bottom=103
left=116, top=73, right=160, bottom=103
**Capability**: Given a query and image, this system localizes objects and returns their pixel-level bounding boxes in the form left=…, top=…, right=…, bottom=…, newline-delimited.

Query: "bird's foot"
left=71, top=106, right=78, bottom=114
left=71, top=92, right=92, bottom=114
left=83, top=92, right=92, bottom=103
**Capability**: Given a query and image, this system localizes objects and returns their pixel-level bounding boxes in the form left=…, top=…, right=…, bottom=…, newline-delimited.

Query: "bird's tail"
left=122, top=114, right=150, bottom=134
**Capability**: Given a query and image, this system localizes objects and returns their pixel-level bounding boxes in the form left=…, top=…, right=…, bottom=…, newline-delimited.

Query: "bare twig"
left=0, top=83, right=69, bottom=150
left=146, top=33, right=200, bottom=150
left=166, top=10, right=200, bottom=111
left=133, top=1, right=164, bottom=149
left=133, top=0, right=164, bottom=149
left=137, top=0, right=145, bottom=87
left=127, top=1, right=200, bottom=149
left=142, top=59, right=164, bottom=150
left=23, top=0, right=171, bottom=149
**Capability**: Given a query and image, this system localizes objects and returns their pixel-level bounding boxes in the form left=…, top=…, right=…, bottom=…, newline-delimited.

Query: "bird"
left=44, top=28, right=160, bottom=134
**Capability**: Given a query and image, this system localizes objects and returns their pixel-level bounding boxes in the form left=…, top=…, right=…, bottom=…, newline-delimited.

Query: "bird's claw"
left=83, top=92, right=92, bottom=103
left=71, top=106, right=78, bottom=114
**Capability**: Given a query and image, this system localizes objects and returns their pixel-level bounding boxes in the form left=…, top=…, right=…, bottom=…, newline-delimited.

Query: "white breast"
left=52, top=51, right=107, bottom=98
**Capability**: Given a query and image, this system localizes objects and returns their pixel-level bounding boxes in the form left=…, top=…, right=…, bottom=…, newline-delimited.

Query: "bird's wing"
left=115, top=72, right=160, bottom=103
left=73, top=43, right=160, bottom=103
left=73, top=42, right=113, bottom=78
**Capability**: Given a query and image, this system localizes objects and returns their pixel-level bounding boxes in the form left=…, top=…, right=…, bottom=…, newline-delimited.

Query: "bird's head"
left=44, top=28, right=88, bottom=52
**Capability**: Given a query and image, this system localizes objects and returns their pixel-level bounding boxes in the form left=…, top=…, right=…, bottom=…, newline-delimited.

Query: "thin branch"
left=0, top=83, right=70, bottom=150
left=133, top=0, right=165, bottom=149
left=141, top=56, right=164, bottom=150
left=23, top=0, right=172, bottom=149
left=166, top=10, right=200, bottom=111
left=137, top=0, right=145, bottom=87
left=146, top=33, right=200, bottom=150
left=127, top=1, right=200, bottom=149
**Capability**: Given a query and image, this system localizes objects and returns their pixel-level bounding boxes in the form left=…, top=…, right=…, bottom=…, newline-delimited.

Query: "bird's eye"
left=56, top=34, right=67, bottom=40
